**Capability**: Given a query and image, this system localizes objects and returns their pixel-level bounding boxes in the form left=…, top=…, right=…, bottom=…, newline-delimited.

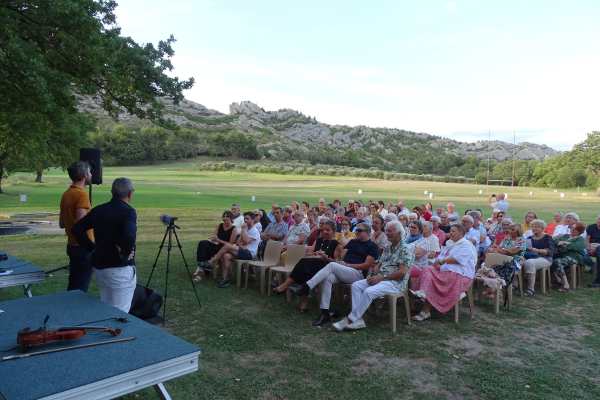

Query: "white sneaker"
left=459, top=292, right=467, bottom=301
left=412, top=311, right=431, bottom=321
left=332, top=317, right=350, bottom=332
left=410, top=289, right=427, bottom=299
left=346, top=318, right=367, bottom=330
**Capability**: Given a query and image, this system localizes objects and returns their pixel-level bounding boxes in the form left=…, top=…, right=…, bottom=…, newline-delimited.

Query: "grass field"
left=1, top=161, right=600, bottom=400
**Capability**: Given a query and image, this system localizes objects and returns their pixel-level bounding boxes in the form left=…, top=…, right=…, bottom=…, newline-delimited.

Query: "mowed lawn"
left=1, top=161, right=600, bottom=400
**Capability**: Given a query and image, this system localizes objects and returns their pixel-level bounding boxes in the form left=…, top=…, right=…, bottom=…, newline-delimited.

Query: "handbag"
left=129, top=284, right=163, bottom=320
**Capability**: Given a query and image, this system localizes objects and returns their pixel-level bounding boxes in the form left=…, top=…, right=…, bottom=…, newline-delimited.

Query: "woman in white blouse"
left=409, top=221, right=441, bottom=288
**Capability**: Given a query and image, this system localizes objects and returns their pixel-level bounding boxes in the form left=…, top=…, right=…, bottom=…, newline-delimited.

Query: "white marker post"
left=19, top=194, right=27, bottom=203
left=251, top=195, right=256, bottom=202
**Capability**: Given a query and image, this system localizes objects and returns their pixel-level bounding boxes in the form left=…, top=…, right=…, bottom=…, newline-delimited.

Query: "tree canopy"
left=0, top=0, right=193, bottom=191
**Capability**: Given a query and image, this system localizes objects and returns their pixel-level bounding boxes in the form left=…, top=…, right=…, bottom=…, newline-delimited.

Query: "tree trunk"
left=0, top=162, right=4, bottom=194
left=35, top=169, right=43, bottom=183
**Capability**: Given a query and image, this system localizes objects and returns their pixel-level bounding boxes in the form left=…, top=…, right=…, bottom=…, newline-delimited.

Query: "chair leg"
left=454, top=299, right=460, bottom=324
left=267, top=270, right=272, bottom=296
left=244, top=265, right=250, bottom=289
left=403, top=292, right=412, bottom=326
left=259, top=268, right=266, bottom=295
left=389, top=296, right=397, bottom=333
left=540, top=267, right=547, bottom=295
left=570, top=265, right=577, bottom=290
left=546, top=268, right=552, bottom=294
left=507, top=284, right=513, bottom=311
left=578, top=264, right=583, bottom=287
left=494, top=288, right=500, bottom=314
left=467, top=287, right=474, bottom=318
left=518, top=271, right=524, bottom=296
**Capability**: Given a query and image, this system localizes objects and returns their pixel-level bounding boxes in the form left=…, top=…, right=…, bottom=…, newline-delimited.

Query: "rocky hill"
left=81, top=96, right=559, bottom=174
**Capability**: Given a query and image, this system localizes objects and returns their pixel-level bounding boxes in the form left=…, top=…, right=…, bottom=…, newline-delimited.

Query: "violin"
left=16, top=315, right=122, bottom=351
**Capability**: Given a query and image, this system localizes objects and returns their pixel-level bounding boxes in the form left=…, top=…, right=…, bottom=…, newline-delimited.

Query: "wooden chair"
left=385, top=291, right=412, bottom=333
left=570, top=264, right=580, bottom=290
left=267, top=244, right=306, bottom=297
left=243, top=240, right=284, bottom=295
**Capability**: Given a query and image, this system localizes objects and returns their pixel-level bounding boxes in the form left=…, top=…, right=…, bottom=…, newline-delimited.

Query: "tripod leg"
left=147, top=228, right=170, bottom=288
left=173, top=229, right=202, bottom=308
left=163, top=228, right=173, bottom=323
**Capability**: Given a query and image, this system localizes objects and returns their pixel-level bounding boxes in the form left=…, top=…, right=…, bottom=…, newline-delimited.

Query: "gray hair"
left=384, top=213, right=399, bottom=223
left=564, top=212, right=580, bottom=221
left=468, top=210, right=482, bottom=220
left=422, top=221, right=433, bottom=232
left=431, top=215, right=441, bottom=223
left=408, top=212, right=418, bottom=220
left=356, top=222, right=371, bottom=234
left=530, top=219, right=546, bottom=229
left=67, top=161, right=90, bottom=182
left=111, top=177, right=134, bottom=199
left=385, top=220, right=406, bottom=239
left=461, top=215, right=474, bottom=224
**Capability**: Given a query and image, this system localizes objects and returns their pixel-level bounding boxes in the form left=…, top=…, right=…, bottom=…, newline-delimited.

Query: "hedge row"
left=197, top=161, right=475, bottom=184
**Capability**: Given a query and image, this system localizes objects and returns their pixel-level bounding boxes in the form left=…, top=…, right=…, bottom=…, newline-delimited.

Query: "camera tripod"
left=146, top=219, right=202, bottom=324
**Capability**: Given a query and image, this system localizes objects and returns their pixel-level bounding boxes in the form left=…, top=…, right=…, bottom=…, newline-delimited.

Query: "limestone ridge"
left=80, top=96, right=559, bottom=162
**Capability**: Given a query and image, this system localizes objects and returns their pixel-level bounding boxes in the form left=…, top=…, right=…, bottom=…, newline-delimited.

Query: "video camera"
left=160, top=215, right=178, bottom=226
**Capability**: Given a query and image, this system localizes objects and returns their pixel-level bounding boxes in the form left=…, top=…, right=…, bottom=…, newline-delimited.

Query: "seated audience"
left=411, top=224, right=477, bottom=321
left=439, top=212, right=451, bottom=234
left=283, top=206, right=294, bottom=227
left=194, top=211, right=238, bottom=280
left=410, top=221, right=440, bottom=287
left=553, top=212, right=579, bottom=237
left=523, top=219, right=555, bottom=296
left=377, top=200, right=388, bottom=218
left=352, top=207, right=370, bottom=230
left=552, top=222, right=586, bottom=292
left=231, top=203, right=244, bottom=229
left=208, top=212, right=260, bottom=288
left=544, top=212, right=562, bottom=235
left=586, top=215, right=600, bottom=288
left=285, top=210, right=310, bottom=245
left=336, top=218, right=356, bottom=246
left=461, top=215, right=480, bottom=249
left=446, top=202, right=459, bottom=222
left=493, top=218, right=513, bottom=245
left=370, top=215, right=390, bottom=251
left=523, top=211, right=537, bottom=237
left=258, top=206, right=289, bottom=258
left=431, top=216, right=447, bottom=247
left=406, top=220, right=423, bottom=244
left=333, top=221, right=413, bottom=331
left=468, top=210, right=491, bottom=255
left=306, top=211, right=322, bottom=246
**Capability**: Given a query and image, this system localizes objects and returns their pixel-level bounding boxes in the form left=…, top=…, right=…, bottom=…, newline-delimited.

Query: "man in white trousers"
left=73, top=178, right=137, bottom=312
left=333, top=220, right=413, bottom=331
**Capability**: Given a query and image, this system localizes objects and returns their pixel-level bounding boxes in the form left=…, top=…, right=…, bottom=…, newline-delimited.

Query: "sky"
left=114, top=0, right=600, bottom=151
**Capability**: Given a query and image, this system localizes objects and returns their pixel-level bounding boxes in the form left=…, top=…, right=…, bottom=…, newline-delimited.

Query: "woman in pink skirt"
left=412, top=223, right=477, bottom=321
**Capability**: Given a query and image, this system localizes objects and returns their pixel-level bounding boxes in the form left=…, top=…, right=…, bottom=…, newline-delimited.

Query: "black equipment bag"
left=129, top=284, right=163, bottom=320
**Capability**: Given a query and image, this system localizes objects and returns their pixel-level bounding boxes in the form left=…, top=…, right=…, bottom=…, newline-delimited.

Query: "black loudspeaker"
left=79, top=148, right=102, bottom=185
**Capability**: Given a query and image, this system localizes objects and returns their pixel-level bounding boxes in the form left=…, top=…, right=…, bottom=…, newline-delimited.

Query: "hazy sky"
left=115, top=0, right=600, bottom=150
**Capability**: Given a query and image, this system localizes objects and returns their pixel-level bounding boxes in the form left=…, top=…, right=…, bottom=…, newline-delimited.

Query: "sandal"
left=524, top=289, right=535, bottom=297
left=558, top=287, right=570, bottom=293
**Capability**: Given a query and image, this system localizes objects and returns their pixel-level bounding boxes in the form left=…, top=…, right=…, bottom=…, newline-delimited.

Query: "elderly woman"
left=352, top=207, right=370, bottom=230
left=412, top=224, right=477, bottom=321
left=409, top=221, right=440, bottom=287
left=553, top=212, right=579, bottom=238
left=544, top=212, right=562, bottom=235
left=522, top=211, right=537, bottom=237
left=336, top=218, right=356, bottom=246
left=406, top=220, right=423, bottom=244
left=370, top=215, right=390, bottom=251
left=193, top=211, right=238, bottom=280
left=398, top=213, right=409, bottom=228
left=274, top=220, right=342, bottom=298
left=552, top=222, right=586, bottom=292
left=305, top=209, right=320, bottom=246
left=487, top=211, right=505, bottom=240
left=523, top=219, right=555, bottom=296
left=492, top=217, right=512, bottom=246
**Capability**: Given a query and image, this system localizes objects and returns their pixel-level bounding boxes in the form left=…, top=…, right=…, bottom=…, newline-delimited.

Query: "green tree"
left=0, top=0, right=193, bottom=192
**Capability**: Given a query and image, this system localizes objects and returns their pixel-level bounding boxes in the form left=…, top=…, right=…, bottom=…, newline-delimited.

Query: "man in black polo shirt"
left=296, top=223, right=379, bottom=326
left=586, top=215, right=600, bottom=288
left=73, top=178, right=137, bottom=312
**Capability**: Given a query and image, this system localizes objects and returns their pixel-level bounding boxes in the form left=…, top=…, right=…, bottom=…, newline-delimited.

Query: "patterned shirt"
left=286, top=222, right=310, bottom=244
left=263, top=220, right=289, bottom=241
left=378, top=240, right=414, bottom=291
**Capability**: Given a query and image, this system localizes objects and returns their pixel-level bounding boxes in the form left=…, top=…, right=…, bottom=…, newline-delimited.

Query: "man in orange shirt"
left=59, top=161, right=93, bottom=291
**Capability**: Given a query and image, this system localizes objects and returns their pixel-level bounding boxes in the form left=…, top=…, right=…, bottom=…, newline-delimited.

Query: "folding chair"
left=244, top=240, right=284, bottom=295
left=479, top=252, right=515, bottom=313
left=385, top=291, right=412, bottom=333
left=454, top=285, right=475, bottom=323
left=267, top=244, right=306, bottom=297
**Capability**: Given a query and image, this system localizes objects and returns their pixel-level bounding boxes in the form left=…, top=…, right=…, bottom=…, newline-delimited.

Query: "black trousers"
left=289, top=257, right=328, bottom=285
left=66, top=245, right=93, bottom=292
left=594, top=254, right=600, bottom=284
left=197, top=240, right=223, bottom=265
